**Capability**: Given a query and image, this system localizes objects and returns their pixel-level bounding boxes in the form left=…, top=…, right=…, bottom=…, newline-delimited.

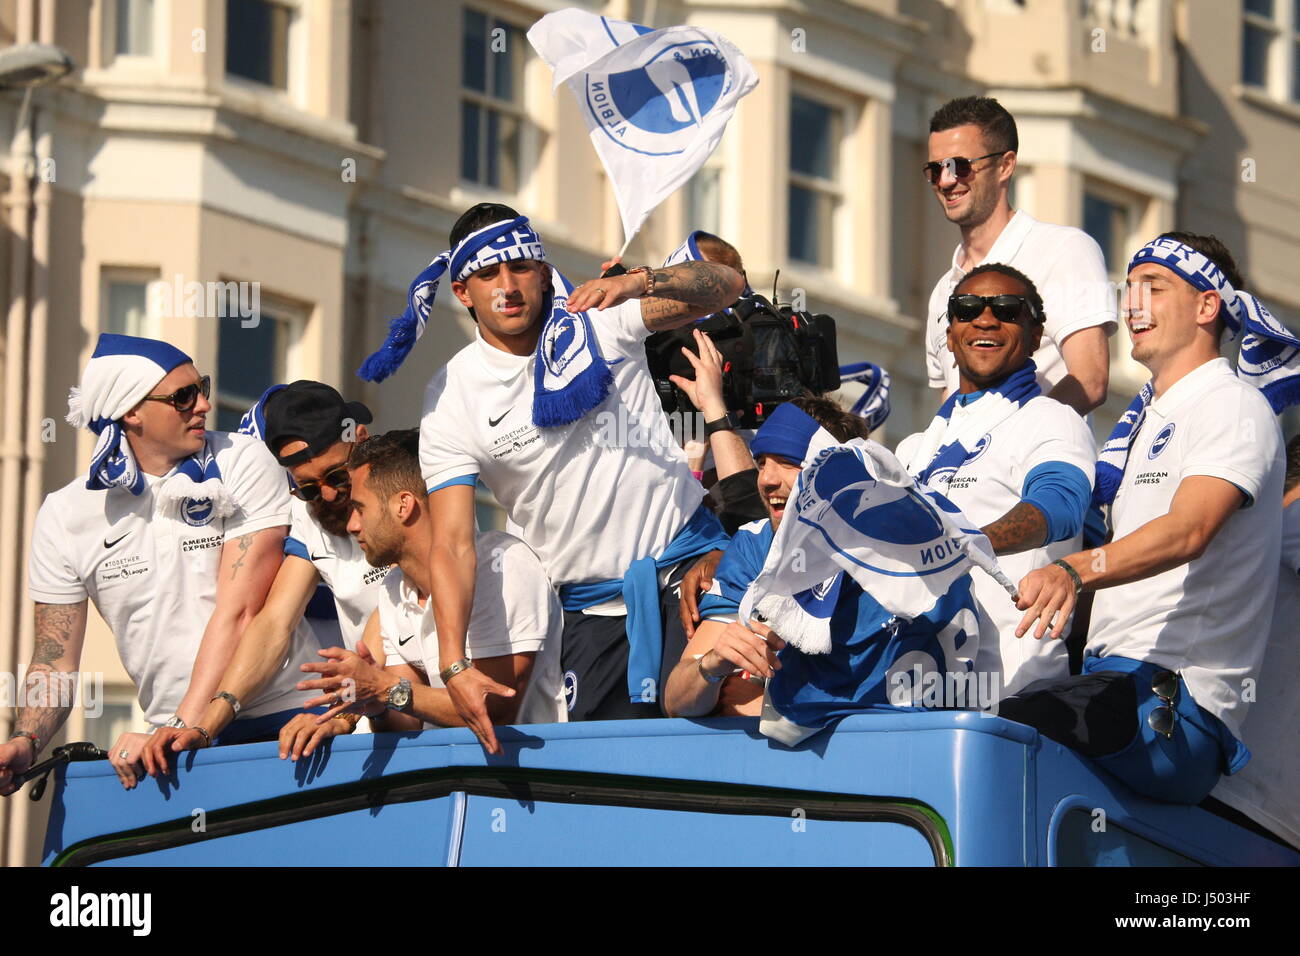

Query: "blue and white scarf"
left=903, top=361, right=1041, bottom=489
left=839, top=361, right=892, bottom=431
left=663, top=229, right=753, bottom=297
left=65, top=333, right=233, bottom=518
left=357, top=216, right=613, bottom=428
left=1095, top=237, right=1300, bottom=506
left=740, top=405, right=1015, bottom=655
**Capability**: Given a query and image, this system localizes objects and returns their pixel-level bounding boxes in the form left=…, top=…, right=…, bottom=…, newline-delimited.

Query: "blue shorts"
left=214, top=707, right=329, bottom=747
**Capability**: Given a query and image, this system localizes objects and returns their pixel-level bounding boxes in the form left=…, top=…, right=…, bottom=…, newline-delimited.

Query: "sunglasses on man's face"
left=142, top=375, right=210, bottom=414
left=922, top=150, right=1007, bottom=185
left=947, top=294, right=1038, bottom=324
left=292, top=465, right=351, bottom=502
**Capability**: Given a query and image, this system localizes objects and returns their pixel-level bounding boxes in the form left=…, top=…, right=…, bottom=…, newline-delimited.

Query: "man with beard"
left=144, top=381, right=391, bottom=766
left=288, top=430, right=563, bottom=753
left=923, top=97, right=1115, bottom=415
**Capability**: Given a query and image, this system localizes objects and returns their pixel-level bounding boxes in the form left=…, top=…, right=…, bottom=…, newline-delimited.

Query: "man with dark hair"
left=924, top=95, right=1114, bottom=415
left=663, top=397, right=977, bottom=720
left=358, top=202, right=744, bottom=750
left=146, top=380, right=392, bottom=765
left=897, top=264, right=1095, bottom=695
left=1007, top=231, right=1299, bottom=804
left=285, top=429, right=563, bottom=752
left=1206, top=433, right=1300, bottom=848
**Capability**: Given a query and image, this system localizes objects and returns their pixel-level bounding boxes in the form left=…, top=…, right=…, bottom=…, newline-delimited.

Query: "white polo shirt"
left=1208, top=498, right=1300, bottom=849
left=28, top=432, right=319, bottom=725
left=379, top=531, right=566, bottom=725
left=897, top=394, right=1096, bottom=694
left=420, top=298, right=703, bottom=586
left=284, top=497, right=388, bottom=651
left=1088, top=359, right=1284, bottom=740
left=926, top=211, right=1117, bottom=395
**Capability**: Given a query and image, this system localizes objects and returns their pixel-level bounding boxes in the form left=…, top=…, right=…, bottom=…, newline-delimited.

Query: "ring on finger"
left=118, top=749, right=130, bottom=760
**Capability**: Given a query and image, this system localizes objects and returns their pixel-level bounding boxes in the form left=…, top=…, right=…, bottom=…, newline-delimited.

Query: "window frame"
left=212, top=288, right=306, bottom=433
left=459, top=5, right=529, bottom=194
left=1241, top=0, right=1300, bottom=103
left=101, top=0, right=162, bottom=70
left=101, top=266, right=162, bottom=340
left=786, top=85, right=847, bottom=271
left=223, top=0, right=304, bottom=100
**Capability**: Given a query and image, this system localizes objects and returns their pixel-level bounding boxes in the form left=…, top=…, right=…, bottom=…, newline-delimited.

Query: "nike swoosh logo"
left=398, top=634, right=415, bottom=646
left=104, top=533, right=129, bottom=549
left=488, top=408, right=513, bottom=427
left=310, top=553, right=328, bottom=561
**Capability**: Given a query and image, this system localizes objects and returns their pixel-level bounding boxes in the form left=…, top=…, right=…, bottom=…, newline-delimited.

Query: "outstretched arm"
left=564, top=261, right=745, bottom=332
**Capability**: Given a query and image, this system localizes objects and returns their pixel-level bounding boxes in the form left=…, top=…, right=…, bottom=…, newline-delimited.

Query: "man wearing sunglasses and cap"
left=0, top=334, right=319, bottom=794
left=924, top=96, right=1116, bottom=415
left=897, top=264, right=1096, bottom=697
left=141, top=380, right=395, bottom=768
left=1005, top=231, right=1298, bottom=804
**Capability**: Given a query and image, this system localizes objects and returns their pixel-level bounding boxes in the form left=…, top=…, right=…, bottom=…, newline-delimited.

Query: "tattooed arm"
left=981, top=501, right=1049, bottom=555
left=171, top=526, right=287, bottom=727
left=564, top=261, right=745, bottom=332
left=0, top=600, right=88, bottom=794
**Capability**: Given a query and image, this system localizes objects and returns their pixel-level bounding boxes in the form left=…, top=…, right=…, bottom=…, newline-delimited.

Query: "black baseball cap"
left=262, top=380, right=373, bottom=467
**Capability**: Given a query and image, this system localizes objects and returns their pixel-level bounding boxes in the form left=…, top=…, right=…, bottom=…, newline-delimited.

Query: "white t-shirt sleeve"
left=924, top=280, right=950, bottom=390
left=1039, top=231, right=1118, bottom=344
left=592, top=299, right=651, bottom=359
left=222, top=437, right=292, bottom=540
left=1021, top=401, right=1098, bottom=479
left=466, top=533, right=554, bottom=660
left=895, top=432, right=924, bottom=472
left=28, top=498, right=87, bottom=604
left=420, top=367, right=481, bottom=492
left=1180, top=390, right=1278, bottom=507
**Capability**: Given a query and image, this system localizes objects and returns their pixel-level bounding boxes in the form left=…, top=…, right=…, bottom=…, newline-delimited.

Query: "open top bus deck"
left=41, top=713, right=1299, bottom=867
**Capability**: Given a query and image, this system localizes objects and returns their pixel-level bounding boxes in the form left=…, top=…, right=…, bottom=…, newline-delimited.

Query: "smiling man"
left=897, top=264, right=1095, bottom=695
left=358, top=202, right=743, bottom=748
left=0, top=335, right=313, bottom=792
left=1004, top=232, right=1294, bottom=804
left=662, top=397, right=980, bottom=721
left=924, top=97, right=1115, bottom=414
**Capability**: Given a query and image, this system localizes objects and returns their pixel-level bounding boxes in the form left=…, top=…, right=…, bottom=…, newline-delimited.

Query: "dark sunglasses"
left=1147, top=669, right=1181, bottom=740
left=142, top=375, right=210, bottom=413
left=922, top=150, right=1007, bottom=185
left=291, top=465, right=351, bottom=502
left=947, top=294, right=1039, bottom=324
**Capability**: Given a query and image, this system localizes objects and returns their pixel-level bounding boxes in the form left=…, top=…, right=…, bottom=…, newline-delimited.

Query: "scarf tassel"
left=532, top=359, right=613, bottom=428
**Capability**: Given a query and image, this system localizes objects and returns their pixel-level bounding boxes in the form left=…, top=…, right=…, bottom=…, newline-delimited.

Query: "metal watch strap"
left=210, top=691, right=241, bottom=716
left=163, top=714, right=187, bottom=729
left=623, top=265, right=655, bottom=297
left=439, top=658, right=474, bottom=684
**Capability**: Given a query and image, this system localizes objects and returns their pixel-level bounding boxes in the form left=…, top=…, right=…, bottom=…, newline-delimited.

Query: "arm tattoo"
left=18, top=604, right=86, bottom=757
left=982, top=501, right=1049, bottom=555
left=641, top=261, right=738, bottom=331
left=230, top=533, right=253, bottom=581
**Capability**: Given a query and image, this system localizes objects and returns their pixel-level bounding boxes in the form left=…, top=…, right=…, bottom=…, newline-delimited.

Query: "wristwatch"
left=703, top=413, right=738, bottom=437
left=163, top=714, right=187, bottom=729
left=385, top=677, right=413, bottom=713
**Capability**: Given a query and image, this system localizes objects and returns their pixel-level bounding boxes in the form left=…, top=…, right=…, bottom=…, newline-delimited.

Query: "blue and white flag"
left=528, top=9, right=758, bottom=247
left=740, top=440, right=1015, bottom=656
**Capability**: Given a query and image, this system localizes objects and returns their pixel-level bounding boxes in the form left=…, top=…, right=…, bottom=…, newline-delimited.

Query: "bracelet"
left=163, top=714, right=187, bottom=729
left=210, top=691, right=241, bottom=716
left=333, top=712, right=361, bottom=733
left=1052, top=559, right=1084, bottom=597
left=193, top=726, right=212, bottom=749
left=9, top=730, right=39, bottom=754
left=439, top=658, right=474, bottom=683
left=623, top=265, right=656, bottom=297
left=693, top=654, right=726, bottom=684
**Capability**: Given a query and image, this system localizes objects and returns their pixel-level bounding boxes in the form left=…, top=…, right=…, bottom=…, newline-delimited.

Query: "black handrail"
left=11, top=741, right=107, bottom=801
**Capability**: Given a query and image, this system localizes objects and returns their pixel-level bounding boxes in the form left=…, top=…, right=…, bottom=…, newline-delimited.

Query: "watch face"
left=388, top=680, right=411, bottom=710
